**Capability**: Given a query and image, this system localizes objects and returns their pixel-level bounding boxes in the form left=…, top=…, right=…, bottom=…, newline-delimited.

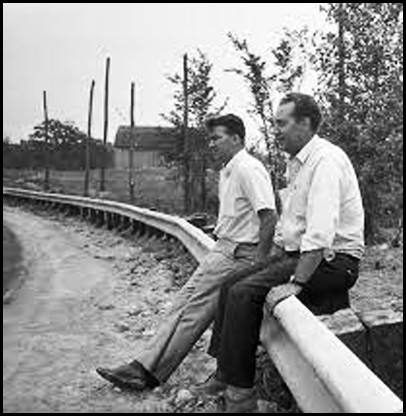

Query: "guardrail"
left=3, top=187, right=403, bottom=413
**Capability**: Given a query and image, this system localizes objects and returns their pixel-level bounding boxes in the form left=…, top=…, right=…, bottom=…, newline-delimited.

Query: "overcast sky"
left=3, top=3, right=327, bottom=143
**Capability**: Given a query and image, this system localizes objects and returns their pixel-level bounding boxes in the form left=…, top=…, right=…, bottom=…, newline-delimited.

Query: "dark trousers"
left=208, top=251, right=360, bottom=388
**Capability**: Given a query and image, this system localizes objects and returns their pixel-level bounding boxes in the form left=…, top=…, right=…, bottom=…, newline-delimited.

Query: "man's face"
left=208, top=126, right=239, bottom=170
left=275, top=102, right=310, bottom=156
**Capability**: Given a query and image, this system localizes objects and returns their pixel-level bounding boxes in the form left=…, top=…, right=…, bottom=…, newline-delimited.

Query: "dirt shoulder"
left=3, top=206, right=216, bottom=413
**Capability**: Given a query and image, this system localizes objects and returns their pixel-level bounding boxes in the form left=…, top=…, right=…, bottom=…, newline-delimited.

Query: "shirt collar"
left=294, top=135, right=321, bottom=164
left=222, top=148, right=248, bottom=177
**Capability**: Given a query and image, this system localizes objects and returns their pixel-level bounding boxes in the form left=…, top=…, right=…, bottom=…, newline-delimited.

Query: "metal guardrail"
left=3, top=187, right=215, bottom=262
left=3, top=187, right=403, bottom=413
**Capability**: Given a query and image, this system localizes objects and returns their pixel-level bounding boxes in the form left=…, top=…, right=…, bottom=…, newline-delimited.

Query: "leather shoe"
left=194, top=372, right=227, bottom=396
left=96, top=360, right=160, bottom=391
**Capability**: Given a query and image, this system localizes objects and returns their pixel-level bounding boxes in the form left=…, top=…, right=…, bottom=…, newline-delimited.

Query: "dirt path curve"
left=3, top=206, right=216, bottom=413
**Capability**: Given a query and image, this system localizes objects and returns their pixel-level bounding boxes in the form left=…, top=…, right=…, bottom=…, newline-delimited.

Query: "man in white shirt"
left=96, top=115, right=278, bottom=391
left=205, top=93, right=365, bottom=412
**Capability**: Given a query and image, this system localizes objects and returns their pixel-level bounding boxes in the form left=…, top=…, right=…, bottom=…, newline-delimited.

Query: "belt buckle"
left=324, top=248, right=336, bottom=262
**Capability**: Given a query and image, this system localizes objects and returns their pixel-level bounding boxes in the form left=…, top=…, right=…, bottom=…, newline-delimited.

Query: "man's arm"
left=293, top=249, right=324, bottom=284
left=256, top=208, right=278, bottom=264
left=238, top=164, right=277, bottom=263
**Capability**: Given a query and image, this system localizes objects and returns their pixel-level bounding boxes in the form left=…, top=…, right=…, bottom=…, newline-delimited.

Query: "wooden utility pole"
left=183, top=54, right=190, bottom=213
left=338, top=2, right=346, bottom=126
left=84, top=80, right=95, bottom=196
left=43, top=90, right=50, bottom=191
left=100, top=57, right=110, bottom=192
left=129, top=82, right=135, bottom=202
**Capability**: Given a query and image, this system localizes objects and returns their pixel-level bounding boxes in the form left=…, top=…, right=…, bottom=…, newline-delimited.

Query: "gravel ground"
left=3, top=205, right=219, bottom=413
left=3, top=204, right=403, bottom=413
left=351, top=244, right=403, bottom=314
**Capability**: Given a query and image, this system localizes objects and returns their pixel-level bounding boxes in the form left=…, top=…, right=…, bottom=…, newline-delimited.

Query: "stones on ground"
left=257, top=399, right=278, bottom=413
left=94, top=253, right=116, bottom=260
left=98, top=303, right=115, bottom=311
left=142, top=329, right=155, bottom=337
left=115, top=323, right=130, bottom=333
left=175, top=389, right=194, bottom=406
left=127, top=308, right=142, bottom=317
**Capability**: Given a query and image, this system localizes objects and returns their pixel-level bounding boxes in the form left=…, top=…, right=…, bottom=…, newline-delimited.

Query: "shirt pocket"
left=289, top=180, right=308, bottom=219
left=220, top=181, right=240, bottom=217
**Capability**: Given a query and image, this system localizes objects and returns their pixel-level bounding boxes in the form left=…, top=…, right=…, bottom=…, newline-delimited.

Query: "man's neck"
left=290, top=134, right=314, bottom=158
left=222, top=146, right=244, bottom=168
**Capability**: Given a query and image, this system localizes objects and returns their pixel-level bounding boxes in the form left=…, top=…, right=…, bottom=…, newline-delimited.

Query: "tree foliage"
left=227, top=33, right=286, bottom=210
left=228, top=4, right=403, bottom=241
left=315, top=3, right=404, bottom=241
left=4, top=120, right=113, bottom=171
left=161, top=50, right=228, bottom=213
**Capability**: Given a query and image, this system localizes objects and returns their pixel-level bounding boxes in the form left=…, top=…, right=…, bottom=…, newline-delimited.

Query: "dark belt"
left=237, top=242, right=259, bottom=248
left=285, top=250, right=359, bottom=263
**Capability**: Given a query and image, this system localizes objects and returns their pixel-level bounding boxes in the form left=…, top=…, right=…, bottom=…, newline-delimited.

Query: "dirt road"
left=3, top=206, right=217, bottom=413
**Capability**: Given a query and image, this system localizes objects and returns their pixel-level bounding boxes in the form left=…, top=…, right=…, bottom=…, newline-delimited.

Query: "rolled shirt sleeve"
left=239, top=165, right=276, bottom=213
left=301, top=158, right=341, bottom=253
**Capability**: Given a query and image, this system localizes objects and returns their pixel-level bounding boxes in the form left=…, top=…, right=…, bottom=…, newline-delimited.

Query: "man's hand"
left=254, top=244, right=284, bottom=265
left=265, top=283, right=303, bottom=315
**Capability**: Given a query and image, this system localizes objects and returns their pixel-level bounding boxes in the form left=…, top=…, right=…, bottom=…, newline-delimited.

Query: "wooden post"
left=129, top=82, right=135, bottom=202
left=84, top=80, right=95, bottom=196
left=100, top=57, right=110, bottom=192
left=183, top=54, right=190, bottom=213
left=43, top=90, right=50, bottom=191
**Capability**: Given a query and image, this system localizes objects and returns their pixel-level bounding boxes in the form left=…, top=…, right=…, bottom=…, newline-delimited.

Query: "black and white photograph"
left=3, top=3, right=403, bottom=413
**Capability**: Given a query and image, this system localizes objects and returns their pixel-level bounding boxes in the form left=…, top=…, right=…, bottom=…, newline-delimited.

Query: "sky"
left=3, top=3, right=327, bottom=143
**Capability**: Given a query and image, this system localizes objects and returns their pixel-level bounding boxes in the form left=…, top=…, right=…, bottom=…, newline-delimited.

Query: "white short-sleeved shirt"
left=274, top=136, right=365, bottom=259
left=214, top=149, right=276, bottom=244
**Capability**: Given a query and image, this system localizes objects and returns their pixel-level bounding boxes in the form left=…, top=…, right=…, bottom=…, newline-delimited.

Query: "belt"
left=285, top=250, right=359, bottom=263
left=237, top=242, right=259, bottom=248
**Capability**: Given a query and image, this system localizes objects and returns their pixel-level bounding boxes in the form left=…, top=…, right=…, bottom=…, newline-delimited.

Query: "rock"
left=116, top=324, right=130, bottom=333
left=94, top=254, right=115, bottom=260
left=357, top=309, right=404, bottom=399
left=127, top=309, right=142, bottom=317
left=378, top=243, right=390, bottom=251
left=175, top=389, right=194, bottom=405
left=143, top=329, right=155, bottom=337
left=98, top=304, right=115, bottom=311
left=257, top=399, right=278, bottom=413
left=163, top=301, right=173, bottom=311
left=374, top=260, right=384, bottom=270
left=124, top=253, right=134, bottom=262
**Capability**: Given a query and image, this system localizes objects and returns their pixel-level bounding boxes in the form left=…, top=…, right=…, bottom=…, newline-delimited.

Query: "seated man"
left=96, top=114, right=278, bottom=391
left=202, top=93, right=365, bottom=413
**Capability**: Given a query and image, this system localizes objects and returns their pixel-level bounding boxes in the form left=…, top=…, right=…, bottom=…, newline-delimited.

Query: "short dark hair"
left=280, top=93, right=322, bottom=132
left=206, top=114, right=246, bottom=144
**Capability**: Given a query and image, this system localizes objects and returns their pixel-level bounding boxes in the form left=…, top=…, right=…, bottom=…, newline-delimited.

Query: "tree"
left=271, top=27, right=316, bottom=95
left=161, top=49, right=228, bottom=213
left=28, top=119, right=112, bottom=171
left=30, top=119, right=87, bottom=145
left=314, top=3, right=404, bottom=242
left=227, top=33, right=286, bottom=211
